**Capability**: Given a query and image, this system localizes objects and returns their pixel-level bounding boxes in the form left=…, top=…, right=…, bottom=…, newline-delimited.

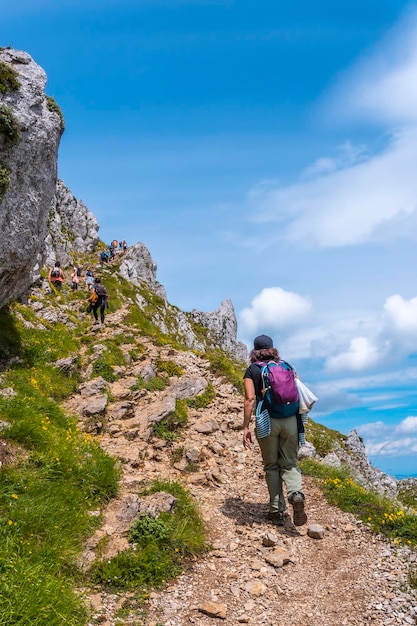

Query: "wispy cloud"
left=245, top=9, right=417, bottom=250
left=329, top=8, right=417, bottom=126
left=249, top=128, right=417, bottom=248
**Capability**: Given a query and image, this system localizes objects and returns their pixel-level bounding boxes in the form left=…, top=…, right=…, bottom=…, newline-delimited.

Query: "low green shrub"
left=91, top=343, right=125, bottom=382
left=89, top=481, right=207, bottom=594
left=153, top=400, right=188, bottom=441
left=0, top=159, right=10, bottom=201
left=92, top=359, right=117, bottom=382
left=206, top=349, right=244, bottom=392
left=0, top=105, right=20, bottom=145
left=132, top=376, right=167, bottom=392
left=156, top=360, right=183, bottom=377
left=186, top=383, right=216, bottom=409
left=0, top=307, right=23, bottom=365
left=46, top=96, right=65, bottom=130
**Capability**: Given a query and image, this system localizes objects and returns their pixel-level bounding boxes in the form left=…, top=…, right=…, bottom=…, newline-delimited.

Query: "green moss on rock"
left=0, top=60, right=20, bottom=93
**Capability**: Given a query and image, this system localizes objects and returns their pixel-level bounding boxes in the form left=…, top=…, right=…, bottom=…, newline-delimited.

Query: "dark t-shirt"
left=244, top=362, right=266, bottom=405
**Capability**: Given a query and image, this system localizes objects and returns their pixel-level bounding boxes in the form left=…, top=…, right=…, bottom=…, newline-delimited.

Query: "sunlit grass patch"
left=301, top=459, right=417, bottom=550
left=90, top=342, right=126, bottom=382
left=132, top=375, right=167, bottom=392
left=206, top=349, right=244, bottom=392
left=305, top=418, right=347, bottom=457
left=0, top=438, right=119, bottom=625
left=156, top=359, right=183, bottom=377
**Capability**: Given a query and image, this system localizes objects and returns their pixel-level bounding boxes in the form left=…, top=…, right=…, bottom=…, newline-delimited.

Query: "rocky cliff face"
left=0, top=48, right=64, bottom=308
left=44, top=179, right=100, bottom=269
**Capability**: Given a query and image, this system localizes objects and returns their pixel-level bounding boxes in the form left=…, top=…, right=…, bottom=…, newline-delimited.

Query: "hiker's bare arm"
left=243, top=378, right=255, bottom=449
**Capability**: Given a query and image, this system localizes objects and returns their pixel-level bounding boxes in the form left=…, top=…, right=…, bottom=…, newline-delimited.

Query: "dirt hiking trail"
left=70, top=317, right=416, bottom=626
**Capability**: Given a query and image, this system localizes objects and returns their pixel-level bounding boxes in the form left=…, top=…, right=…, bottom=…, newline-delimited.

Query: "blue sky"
left=5, top=0, right=417, bottom=477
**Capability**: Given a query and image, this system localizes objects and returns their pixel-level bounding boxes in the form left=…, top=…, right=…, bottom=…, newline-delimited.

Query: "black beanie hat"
left=253, top=335, right=273, bottom=350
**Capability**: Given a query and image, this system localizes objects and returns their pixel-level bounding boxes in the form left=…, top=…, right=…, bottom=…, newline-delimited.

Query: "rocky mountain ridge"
left=11, top=292, right=415, bottom=625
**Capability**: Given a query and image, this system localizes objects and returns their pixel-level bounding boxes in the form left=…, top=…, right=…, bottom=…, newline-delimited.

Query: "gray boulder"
left=0, top=48, right=64, bottom=307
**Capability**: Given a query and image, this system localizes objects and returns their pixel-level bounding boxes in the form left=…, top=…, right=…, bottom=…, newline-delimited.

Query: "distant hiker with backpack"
left=48, top=262, right=64, bottom=290
left=71, top=267, right=79, bottom=291
left=243, top=334, right=307, bottom=528
left=85, top=269, right=94, bottom=291
left=86, top=277, right=108, bottom=326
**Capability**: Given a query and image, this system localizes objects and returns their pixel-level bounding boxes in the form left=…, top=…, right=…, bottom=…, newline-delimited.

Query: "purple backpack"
left=256, top=360, right=299, bottom=418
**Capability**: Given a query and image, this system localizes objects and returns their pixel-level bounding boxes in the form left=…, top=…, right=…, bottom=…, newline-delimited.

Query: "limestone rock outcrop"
left=118, top=243, right=247, bottom=362
left=0, top=48, right=64, bottom=307
left=191, top=299, right=248, bottom=362
left=344, top=429, right=398, bottom=499
left=119, top=242, right=166, bottom=299
left=44, top=179, right=100, bottom=268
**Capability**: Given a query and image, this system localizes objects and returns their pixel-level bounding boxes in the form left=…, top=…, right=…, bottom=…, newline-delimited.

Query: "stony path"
left=87, top=433, right=417, bottom=626
left=142, top=468, right=417, bottom=626
left=70, top=314, right=417, bottom=626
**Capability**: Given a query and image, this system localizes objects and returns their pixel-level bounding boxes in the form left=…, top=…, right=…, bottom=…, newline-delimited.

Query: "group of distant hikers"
left=99, top=239, right=127, bottom=265
left=48, top=261, right=109, bottom=327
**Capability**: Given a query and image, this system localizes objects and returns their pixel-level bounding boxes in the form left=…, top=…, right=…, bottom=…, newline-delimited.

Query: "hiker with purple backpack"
left=243, top=334, right=307, bottom=528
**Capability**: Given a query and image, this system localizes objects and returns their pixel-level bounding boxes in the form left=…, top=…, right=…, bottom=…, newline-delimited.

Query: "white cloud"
left=303, top=157, right=337, bottom=178
left=384, top=294, right=417, bottom=334
left=365, top=437, right=417, bottom=457
left=309, top=382, right=360, bottom=415
left=245, top=11, right=417, bottom=251
left=396, top=416, right=417, bottom=434
left=239, top=286, right=312, bottom=337
left=356, top=420, right=390, bottom=437
left=325, top=336, right=380, bottom=373
left=326, top=292, right=417, bottom=374
left=302, top=141, right=368, bottom=179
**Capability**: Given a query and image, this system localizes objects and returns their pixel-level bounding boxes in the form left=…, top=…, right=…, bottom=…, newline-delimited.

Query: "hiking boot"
left=267, top=511, right=284, bottom=526
left=290, top=492, right=307, bottom=526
